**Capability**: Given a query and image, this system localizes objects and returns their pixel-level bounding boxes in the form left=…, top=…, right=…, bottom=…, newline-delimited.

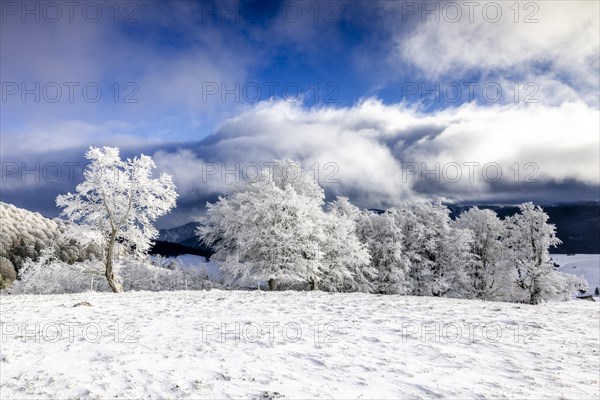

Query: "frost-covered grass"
left=1, top=291, right=598, bottom=399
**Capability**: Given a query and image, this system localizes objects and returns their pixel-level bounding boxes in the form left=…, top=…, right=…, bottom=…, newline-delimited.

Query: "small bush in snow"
left=9, top=252, right=214, bottom=295
left=9, top=249, right=103, bottom=294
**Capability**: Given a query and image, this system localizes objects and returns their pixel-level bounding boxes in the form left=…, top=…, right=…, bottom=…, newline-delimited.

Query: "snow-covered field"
left=1, top=291, right=598, bottom=399
left=553, top=254, right=600, bottom=296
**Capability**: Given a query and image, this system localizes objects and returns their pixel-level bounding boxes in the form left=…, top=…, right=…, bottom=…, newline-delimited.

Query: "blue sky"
left=1, top=0, right=599, bottom=226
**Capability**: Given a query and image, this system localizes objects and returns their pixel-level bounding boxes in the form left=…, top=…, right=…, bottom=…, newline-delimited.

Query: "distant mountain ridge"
left=157, top=222, right=201, bottom=244
left=156, top=222, right=213, bottom=258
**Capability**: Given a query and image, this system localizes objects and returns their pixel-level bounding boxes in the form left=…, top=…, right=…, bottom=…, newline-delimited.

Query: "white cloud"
left=2, top=99, right=597, bottom=223
left=153, top=98, right=599, bottom=208
left=152, top=149, right=222, bottom=199
left=395, top=1, right=599, bottom=105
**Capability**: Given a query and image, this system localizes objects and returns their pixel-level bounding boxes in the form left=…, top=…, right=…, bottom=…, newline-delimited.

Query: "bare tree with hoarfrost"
left=453, top=207, right=510, bottom=300
left=323, top=197, right=373, bottom=292
left=392, top=202, right=474, bottom=297
left=504, top=202, right=565, bottom=304
left=56, top=147, right=177, bottom=293
left=200, top=161, right=371, bottom=292
left=334, top=198, right=412, bottom=295
left=200, top=159, right=325, bottom=290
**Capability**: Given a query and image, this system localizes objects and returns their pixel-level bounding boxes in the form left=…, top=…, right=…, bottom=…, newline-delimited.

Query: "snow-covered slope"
left=0, top=202, right=65, bottom=253
left=0, top=202, right=100, bottom=272
left=1, top=291, right=598, bottom=399
left=553, top=254, right=600, bottom=296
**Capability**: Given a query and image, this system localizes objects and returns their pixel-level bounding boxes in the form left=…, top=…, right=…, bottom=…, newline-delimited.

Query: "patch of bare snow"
left=1, top=291, right=598, bottom=399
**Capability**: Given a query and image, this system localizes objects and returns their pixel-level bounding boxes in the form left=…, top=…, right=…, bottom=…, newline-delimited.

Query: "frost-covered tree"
left=323, top=198, right=373, bottom=292
left=201, top=163, right=372, bottom=292
left=453, top=207, right=509, bottom=300
left=504, top=202, right=564, bottom=304
left=352, top=208, right=411, bottom=294
left=200, top=159, right=325, bottom=290
left=56, top=147, right=177, bottom=293
left=392, top=202, right=473, bottom=297
left=439, top=226, right=475, bottom=299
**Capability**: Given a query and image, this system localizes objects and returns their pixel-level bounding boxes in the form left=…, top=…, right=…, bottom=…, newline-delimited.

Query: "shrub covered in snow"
left=8, top=251, right=213, bottom=295
left=8, top=248, right=102, bottom=294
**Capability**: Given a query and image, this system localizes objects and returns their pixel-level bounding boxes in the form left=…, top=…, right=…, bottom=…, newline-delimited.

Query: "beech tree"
left=323, top=197, right=373, bottom=292
left=504, top=202, right=563, bottom=304
left=453, top=207, right=508, bottom=300
left=200, top=159, right=325, bottom=290
left=352, top=208, right=411, bottom=294
left=392, top=202, right=474, bottom=297
left=200, top=163, right=372, bottom=292
left=56, top=147, right=177, bottom=293
left=198, top=158, right=584, bottom=302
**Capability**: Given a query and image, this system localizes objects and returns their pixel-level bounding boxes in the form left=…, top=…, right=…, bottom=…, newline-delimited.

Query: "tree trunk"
left=528, top=271, right=540, bottom=304
left=105, top=231, right=123, bottom=293
left=309, top=278, right=318, bottom=291
left=268, top=278, right=276, bottom=291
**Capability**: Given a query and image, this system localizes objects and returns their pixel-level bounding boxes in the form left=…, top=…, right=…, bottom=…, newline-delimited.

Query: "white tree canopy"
left=200, top=159, right=324, bottom=287
left=56, top=146, right=177, bottom=292
left=56, top=146, right=178, bottom=255
left=504, top=202, right=564, bottom=304
left=200, top=161, right=371, bottom=290
left=453, top=207, right=508, bottom=300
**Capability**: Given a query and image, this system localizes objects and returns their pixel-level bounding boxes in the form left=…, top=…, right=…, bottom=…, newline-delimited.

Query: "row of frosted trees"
left=50, top=148, right=583, bottom=303
left=200, top=159, right=585, bottom=304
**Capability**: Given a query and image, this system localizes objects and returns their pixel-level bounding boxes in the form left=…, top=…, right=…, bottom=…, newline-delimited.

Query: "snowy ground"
left=1, top=291, right=598, bottom=399
left=553, top=254, right=600, bottom=296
